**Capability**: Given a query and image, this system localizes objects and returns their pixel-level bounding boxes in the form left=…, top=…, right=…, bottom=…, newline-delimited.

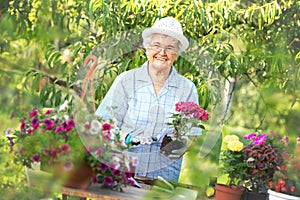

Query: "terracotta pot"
left=215, top=184, right=244, bottom=200
left=52, top=161, right=94, bottom=189
left=268, top=189, right=300, bottom=200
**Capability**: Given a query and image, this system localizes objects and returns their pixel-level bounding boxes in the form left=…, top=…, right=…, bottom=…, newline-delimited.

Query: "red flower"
left=102, top=123, right=111, bottom=131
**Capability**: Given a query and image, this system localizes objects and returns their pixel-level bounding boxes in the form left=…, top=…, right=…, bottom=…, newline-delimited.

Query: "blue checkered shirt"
left=95, top=61, right=201, bottom=181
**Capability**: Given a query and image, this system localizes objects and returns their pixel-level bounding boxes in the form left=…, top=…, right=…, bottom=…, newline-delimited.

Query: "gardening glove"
left=125, top=130, right=156, bottom=146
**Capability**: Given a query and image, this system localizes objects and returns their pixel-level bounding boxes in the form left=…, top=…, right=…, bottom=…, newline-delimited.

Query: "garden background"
left=0, top=0, right=299, bottom=199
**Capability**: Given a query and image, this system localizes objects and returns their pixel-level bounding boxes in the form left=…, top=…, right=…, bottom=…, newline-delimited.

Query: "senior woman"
left=95, top=17, right=201, bottom=182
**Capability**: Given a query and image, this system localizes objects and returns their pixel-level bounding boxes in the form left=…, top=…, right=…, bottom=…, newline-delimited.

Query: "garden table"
left=59, top=183, right=150, bottom=200
left=26, top=167, right=213, bottom=199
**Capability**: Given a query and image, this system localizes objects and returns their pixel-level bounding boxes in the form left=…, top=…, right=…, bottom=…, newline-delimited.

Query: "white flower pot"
left=268, top=189, right=300, bottom=200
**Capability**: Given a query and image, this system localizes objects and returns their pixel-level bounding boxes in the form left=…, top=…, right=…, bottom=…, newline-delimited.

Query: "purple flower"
left=31, top=154, right=41, bottom=162
left=104, top=176, right=114, bottom=186
left=254, top=134, right=268, bottom=145
left=43, top=119, right=54, bottom=130
left=67, top=119, right=75, bottom=127
left=244, top=133, right=257, bottom=140
left=112, top=169, right=121, bottom=176
left=63, top=121, right=73, bottom=132
left=257, top=162, right=265, bottom=168
left=99, top=163, right=108, bottom=172
left=31, top=118, right=40, bottom=129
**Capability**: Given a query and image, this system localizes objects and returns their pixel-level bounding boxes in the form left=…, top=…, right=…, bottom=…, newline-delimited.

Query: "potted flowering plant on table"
left=240, top=130, right=285, bottom=199
left=160, top=101, right=209, bottom=158
left=216, top=133, right=247, bottom=200
left=6, top=101, right=135, bottom=191
left=268, top=137, right=300, bottom=200
left=216, top=129, right=285, bottom=200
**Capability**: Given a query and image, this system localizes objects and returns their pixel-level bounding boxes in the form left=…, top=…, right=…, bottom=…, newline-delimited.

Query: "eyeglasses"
left=148, top=44, right=179, bottom=55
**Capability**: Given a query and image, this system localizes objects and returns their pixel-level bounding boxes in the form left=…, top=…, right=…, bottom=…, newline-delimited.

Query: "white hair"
left=142, top=33, right=182, bottom=54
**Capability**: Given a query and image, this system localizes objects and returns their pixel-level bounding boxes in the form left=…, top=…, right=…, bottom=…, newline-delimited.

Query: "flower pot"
left=52, top=161, right=94, bottom=189
left=215, top=184, right=244, bottom=200
left=240, top=190, right=267, bottom=200
left=160, top=135, right=184, bottom=157
left=268, top=189, right=300, bottom=200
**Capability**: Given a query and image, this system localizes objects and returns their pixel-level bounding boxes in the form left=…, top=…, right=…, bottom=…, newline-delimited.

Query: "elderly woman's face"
left=146, top=34, right=179, bottom=71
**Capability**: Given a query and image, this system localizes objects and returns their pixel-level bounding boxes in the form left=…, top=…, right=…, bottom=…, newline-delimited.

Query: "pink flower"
left=60, top=144, right=71, bottom=152
left=55, top=126, right=64, bottom=134
left=20, top=121, right=26, bottom=131
left=28, top=109, right=38, bottom=118
left=43, top=119, right=54, bottom=130
left=45, top=109, right=53, bottom=115
left=254, top=134, right=268, bottom=145
left=31, top=118, right=40, bottom=129
left=102, top=123, right=111, bottom=131
left=96, top=148, right=103, bottom=155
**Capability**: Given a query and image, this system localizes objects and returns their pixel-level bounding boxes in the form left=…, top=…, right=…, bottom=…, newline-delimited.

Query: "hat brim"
left=142, top=28, right=189, bottom=52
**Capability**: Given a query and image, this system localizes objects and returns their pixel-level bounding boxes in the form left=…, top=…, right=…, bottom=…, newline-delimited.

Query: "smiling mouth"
left=155, top=57, right=168, bottom=61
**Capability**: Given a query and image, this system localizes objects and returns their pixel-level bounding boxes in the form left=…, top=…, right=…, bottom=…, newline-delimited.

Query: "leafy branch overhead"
left=1, top=0, right=299, bottom=128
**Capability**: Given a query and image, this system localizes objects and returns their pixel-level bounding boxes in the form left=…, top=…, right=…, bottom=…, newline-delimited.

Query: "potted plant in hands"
left=241, top=131, right=285, bottom=200
left=216, top=134, right=247, bottom=200
left=160, top=101, right=209, bottom=158
left=268, top=137, right=300, bottom=200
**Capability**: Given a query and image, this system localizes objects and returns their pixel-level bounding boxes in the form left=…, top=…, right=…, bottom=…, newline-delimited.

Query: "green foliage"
left=0, top=0, right=299, bottom=191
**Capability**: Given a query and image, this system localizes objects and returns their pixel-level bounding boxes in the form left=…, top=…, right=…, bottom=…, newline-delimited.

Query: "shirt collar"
left=137, top=61, right=179, bottom=88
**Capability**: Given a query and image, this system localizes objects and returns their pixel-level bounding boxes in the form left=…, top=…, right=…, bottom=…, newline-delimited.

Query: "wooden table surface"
left=26, top=167, right=214, bottom=200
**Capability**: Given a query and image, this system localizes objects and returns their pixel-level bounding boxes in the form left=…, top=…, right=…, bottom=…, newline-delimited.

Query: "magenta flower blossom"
left=244, top=133, right=257, bottom=140
left=96, top=148, right=103, bottom=155
left=104, top=176, right=114, bottom=186
left=63, top=120, right=74, bottom=132
left=26, top=128, right=33, bottom=134
left=60, top=144, right=71, bottom=152
left=254, top=134, right=268, bottom=145
left=43, top=119, right=54, bottom=130
left=28, top=109, right=38, bottom=118
left=99, top=163, right=108, bottom=172
left=31, top=118, right=40, bottom=129
left=20, top=121, right=26, bottom=131
left=31, top=154, right=41, bottom=162
left=67, top=119, right=75, bottom=127
left=102, top=123, right=111, bottom=131
left=45, top=109, right=53, bottom=115
left=55, top=126, right=64, bottom=134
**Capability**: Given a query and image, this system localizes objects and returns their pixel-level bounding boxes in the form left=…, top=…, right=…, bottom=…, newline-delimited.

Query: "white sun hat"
left=142, top=17, right=189, bottom=52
